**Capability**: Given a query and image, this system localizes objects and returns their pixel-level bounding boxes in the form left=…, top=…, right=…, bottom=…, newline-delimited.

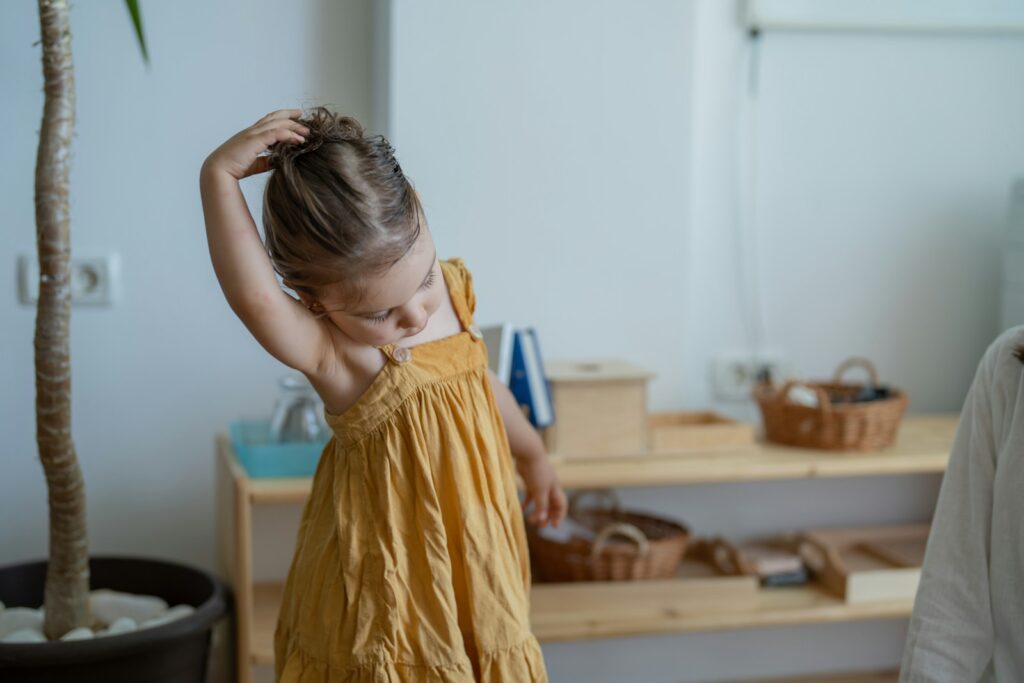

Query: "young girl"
left=200, top=108, right=566, bottom=681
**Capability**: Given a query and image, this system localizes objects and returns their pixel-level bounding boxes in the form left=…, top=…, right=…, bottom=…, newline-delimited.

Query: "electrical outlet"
left=712, top=353, right=788, bottom=402
left=18, top=252, right=120, bottom=306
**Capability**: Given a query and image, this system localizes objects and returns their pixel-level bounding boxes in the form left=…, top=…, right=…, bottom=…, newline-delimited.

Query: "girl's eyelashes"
left=363, top=268, right=436, bottom=324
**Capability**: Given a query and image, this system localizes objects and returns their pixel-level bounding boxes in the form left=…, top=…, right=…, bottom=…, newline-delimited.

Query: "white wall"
left=4, top=0, right=1024, bottom=681
left=686, top=1, right=1024, bottom=422
left=0, top=0, right=373, bottom=568
left=385, top=0, right=1024, bottom=680
left=388, top=0, right=695, bottom=411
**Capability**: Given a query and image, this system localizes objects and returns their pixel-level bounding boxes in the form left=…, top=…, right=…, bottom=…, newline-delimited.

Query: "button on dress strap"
left=378, top=343, right=412, bottom=365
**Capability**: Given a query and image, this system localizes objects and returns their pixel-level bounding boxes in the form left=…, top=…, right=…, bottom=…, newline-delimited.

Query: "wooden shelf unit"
left=244, top=578, right=913, bottom=665
left=742, top=672, right=897, bottom=683
left=232, top=415, right=957, bottom=505
left=216, top=415, right=957, bottom=682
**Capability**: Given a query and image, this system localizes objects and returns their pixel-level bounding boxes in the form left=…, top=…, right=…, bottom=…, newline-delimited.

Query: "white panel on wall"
left=387, top=0, right=696, bottom=410
left=745, top=0, right=1024, bottom=33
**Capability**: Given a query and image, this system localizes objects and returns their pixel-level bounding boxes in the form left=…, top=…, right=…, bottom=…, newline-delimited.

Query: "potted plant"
left=0, top=2, right=227, bottom=680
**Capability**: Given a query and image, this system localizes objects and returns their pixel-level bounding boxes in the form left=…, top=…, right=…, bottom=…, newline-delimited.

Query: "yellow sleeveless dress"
left=274, top=259, right=548, bottom=682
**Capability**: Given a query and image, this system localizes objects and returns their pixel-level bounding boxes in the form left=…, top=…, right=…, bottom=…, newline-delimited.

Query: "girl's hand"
left=517, top=453, right=567, bottom=528
left=203, top=109, right=309, bottom=181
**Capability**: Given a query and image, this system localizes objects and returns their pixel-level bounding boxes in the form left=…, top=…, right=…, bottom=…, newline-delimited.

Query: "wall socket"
left=18, top=252, right=120, bottom=306
left=712, top=353, right=788, bottom=402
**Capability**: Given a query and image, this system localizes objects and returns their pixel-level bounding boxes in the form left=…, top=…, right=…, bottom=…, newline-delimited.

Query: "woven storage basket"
left=527, top=489, right=690, bottom=582
left=753, top=357, right=909, bottom=451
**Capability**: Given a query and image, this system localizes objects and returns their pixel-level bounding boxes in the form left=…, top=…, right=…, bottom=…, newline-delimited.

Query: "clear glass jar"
left=268, top=374, right=328, bottom=442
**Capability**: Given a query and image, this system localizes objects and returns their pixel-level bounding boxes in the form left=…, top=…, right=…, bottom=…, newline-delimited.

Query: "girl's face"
left=315, top=229, right=444, bottom=347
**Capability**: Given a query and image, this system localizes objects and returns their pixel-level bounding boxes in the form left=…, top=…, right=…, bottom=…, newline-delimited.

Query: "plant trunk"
left=35, top=0, right=88, bottom=641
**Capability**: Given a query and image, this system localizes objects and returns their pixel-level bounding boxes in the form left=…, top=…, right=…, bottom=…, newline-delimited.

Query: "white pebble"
left=141, top=604, right=195, bottom=629
left=2, top=627, right=46, bottom=643
left=0, top=608, right=44, bottom=640
left=60, top=627, right=94, bottom=641
left=99, top=616, right=137, bottom=637
left=90, top=590, right=167, bottom=626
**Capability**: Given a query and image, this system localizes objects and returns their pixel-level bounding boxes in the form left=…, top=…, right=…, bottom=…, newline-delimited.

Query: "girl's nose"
left=401, top=306, right=428, bottom=333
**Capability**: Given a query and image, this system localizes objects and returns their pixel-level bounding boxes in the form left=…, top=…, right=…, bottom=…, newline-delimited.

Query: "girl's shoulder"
left=441, top=257, right=476, bottom=315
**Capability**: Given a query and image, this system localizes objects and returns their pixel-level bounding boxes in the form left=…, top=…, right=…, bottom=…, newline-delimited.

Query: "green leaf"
left=124, top=0, right=149, bottom=64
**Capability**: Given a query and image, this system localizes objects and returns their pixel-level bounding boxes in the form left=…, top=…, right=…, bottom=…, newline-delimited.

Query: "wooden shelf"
left=530, top=581, right=912, bottom=642
left=741, top=672, right=897, bottom=683
left=222, top=415, right=956, bottom=505
left=248, top=579, right=913, bottom=663
left=222, top=416, right=954, bottom=679
left=252, top=582, right=282, bottom=666
left=551, top=415, right=956, bottom=489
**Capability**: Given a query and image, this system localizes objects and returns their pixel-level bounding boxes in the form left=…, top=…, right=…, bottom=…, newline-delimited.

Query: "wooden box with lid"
left=542, top=360, right=654, bottom=458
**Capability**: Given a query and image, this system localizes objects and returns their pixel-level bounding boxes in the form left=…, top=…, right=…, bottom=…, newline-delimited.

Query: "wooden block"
left=861, top=537, right=928, bottom=568
left=544, top=360, right=654, bottom=458
left=648, top=412, right=756, bottom=452
left=796, top=525, right=929, bottom=604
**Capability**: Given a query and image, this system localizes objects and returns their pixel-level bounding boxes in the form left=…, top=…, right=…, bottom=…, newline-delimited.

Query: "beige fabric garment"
left=902, top=326, right=1024, bottom=682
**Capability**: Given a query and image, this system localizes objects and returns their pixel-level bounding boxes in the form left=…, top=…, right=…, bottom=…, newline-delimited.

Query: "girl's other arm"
left=488, top=370, right=567, bottom=527
left=200, top=110, right=332, bottom=375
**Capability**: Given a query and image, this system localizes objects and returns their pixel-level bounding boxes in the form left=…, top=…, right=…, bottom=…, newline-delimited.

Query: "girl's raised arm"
left=200, top=110, right=333, bottom=375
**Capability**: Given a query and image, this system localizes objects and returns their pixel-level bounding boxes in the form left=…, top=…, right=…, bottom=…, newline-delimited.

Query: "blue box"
left=230, top=420, right=328, bottom=478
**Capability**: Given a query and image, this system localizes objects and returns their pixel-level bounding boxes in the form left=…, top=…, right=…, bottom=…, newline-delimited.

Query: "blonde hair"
left=262, top=107, right=422, bottom=305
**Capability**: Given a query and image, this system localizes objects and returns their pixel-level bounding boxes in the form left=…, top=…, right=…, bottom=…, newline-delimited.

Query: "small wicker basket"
left=527, top=490, right=690, bottom=582
left=753, top=357, right=909, bottom=451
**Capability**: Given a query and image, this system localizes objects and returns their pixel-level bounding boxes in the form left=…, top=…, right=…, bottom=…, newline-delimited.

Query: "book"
left=480, top=324, right=554, bottom=429
left=510, top=328, right=554, bottom=429
left=479, top=323, right=514, bottom=385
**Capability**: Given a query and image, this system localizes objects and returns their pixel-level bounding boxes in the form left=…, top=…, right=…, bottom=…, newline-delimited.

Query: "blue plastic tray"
left=230, top=420, right=328, bottom=478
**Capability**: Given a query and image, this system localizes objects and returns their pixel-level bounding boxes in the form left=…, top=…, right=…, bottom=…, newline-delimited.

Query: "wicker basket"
left=753, top=357, right=909, bottom=451
left=527, top=490, right=690, bottom=582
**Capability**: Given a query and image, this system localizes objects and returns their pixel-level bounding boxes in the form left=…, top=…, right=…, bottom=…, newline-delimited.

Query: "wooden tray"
left=648, top=411, right=756, bottom=452
left=790, top=525, right=929, bottom=604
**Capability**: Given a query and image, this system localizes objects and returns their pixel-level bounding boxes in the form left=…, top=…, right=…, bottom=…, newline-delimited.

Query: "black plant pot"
left=0, top=556, right=228, bottom=683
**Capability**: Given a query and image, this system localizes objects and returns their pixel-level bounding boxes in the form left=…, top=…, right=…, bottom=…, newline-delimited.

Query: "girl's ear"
left=286, top=281, right=320, bottom=312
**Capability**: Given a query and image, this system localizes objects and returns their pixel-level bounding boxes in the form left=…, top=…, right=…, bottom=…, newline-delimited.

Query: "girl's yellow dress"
left=274, top=259, right=548, bottom=682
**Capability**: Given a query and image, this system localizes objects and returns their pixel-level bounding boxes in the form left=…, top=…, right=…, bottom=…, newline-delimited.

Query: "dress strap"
left=378, top=343, right=412, bottom=365
left=442, top=259, right=484, bottom=341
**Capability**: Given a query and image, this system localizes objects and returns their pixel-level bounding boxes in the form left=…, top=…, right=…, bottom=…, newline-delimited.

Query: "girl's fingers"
left=533, top=495, right=549, bottom=526
left=521, top=493, right=536, bottom=522
left=549, top=489, right=568, bottom=526
left=260, top=126, right=305, bottom=147
left=258, top=108, right=304, bottom=124
left=252, top=120, right=309, bottom=139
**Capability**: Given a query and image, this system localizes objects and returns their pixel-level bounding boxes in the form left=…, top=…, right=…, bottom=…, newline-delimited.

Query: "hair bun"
left=268, top=107, right=365, bottom=167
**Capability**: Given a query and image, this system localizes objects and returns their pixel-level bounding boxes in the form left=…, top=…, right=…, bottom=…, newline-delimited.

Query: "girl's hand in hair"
left=202, top=109, right=309, bottom=181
